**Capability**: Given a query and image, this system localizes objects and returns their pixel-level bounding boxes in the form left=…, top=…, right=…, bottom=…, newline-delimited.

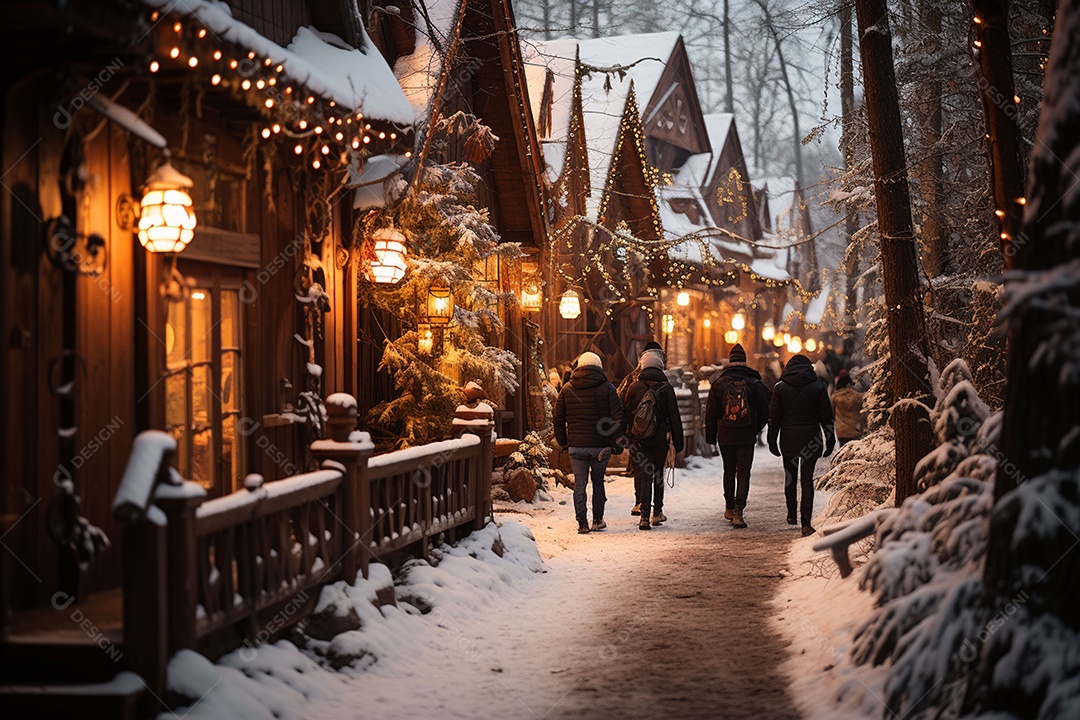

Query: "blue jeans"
left=569, top=447, right=611, bottom=524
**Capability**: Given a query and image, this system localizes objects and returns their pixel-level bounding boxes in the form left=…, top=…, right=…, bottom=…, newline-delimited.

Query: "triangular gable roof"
left=389, top=0, right=548, bottom=244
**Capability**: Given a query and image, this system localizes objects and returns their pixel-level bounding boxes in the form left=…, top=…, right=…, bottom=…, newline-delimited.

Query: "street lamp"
left=761, top=320, right=775, bottom=342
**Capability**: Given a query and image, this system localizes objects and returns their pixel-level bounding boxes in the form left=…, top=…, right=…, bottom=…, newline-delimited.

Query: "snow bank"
left=160, top=521, right=544, bottom=720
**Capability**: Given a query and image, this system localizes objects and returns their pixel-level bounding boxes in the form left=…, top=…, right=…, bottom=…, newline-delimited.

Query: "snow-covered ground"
left=163, top=451, right=840, bottom=720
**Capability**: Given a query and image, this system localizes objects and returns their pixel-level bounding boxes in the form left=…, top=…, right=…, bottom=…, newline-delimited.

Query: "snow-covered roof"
left=350, top=154, right=408, bottom=209
left=392, top=0, right=463, bottom=122
left=700, top=113, right=734, bottom=181
left=525, top=32, right=680, bottom=217
left=144, top=0, right=413, bottom=125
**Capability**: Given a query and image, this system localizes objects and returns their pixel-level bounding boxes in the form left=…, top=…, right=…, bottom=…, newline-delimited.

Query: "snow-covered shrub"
left=502, top=431, right=551, bottom=492
left=913, top=359, right=993, bottom=492
left=817, top=427, right=896, bottom=524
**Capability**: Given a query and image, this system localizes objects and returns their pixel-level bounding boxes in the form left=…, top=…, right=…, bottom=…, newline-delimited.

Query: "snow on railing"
left=812, top=508, right=896, bottom=578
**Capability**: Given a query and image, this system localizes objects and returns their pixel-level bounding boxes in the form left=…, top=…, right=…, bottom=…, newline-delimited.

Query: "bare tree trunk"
left=972, top=0, right=1026, bottom=267
left=591, top=0, right=600, bottom=38
left=918, top=1, right=949, bottom=276
left=570, top=0, right=577, bottom=34
left=542, top=0, right=553, bottom=39
left=757, top=0, right=805, bottom=188
left=840, top=2, right=860, bottom=329
left=724, top=0, right=735, bottom=113
left=854, top=0, right=935, bottom=505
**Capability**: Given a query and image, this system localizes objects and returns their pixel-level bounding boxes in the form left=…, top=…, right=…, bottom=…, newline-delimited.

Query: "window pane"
left=191, top=364, right=216, bottom=489
left=189, top=289, right=212, bottom=364
left=165, top=371, right=189, bottom=477
left=165, top=299, right=188, bottom=370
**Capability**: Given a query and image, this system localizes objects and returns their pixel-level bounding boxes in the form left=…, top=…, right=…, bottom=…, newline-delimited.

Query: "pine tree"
left=357, top=114, right=520, bottom=448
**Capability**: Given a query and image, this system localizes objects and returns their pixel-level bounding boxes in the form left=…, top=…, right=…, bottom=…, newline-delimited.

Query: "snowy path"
left=167, top=452, right=825, bottom=720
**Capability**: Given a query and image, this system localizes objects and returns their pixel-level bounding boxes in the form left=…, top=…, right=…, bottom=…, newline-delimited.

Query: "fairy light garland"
left=142, top=9, right=414, bottom=172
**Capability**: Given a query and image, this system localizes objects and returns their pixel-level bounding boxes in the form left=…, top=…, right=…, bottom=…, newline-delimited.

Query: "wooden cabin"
left=0, top=0, right=496, bottom=713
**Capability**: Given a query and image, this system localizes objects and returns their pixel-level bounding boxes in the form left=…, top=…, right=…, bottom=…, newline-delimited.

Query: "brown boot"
left=732, top=508, right=747, bottom=529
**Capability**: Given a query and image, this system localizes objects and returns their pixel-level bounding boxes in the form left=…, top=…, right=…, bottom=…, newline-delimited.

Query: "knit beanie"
left=640, top=349, right=665, bottom=370
left=643, top=340, right=663, bottom=352
left=576, top=351, right=603, bottom=369
left=729, top=343, right=747, bottom=363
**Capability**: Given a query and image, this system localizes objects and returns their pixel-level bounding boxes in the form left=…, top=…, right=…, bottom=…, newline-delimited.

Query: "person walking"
left=831, top=370, right=867, bottom=446
left=704, top=344, right=770, bottom=529
left=768, top=354, right=835, bottom=537
left=617, top=341, right=666, bottom=512
left=622, top=350, right=683, bottom=530
left=553, top=352, right=624, bottom=534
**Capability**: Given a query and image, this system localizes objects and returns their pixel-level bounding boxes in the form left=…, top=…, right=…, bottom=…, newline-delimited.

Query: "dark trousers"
left=569, top=447, right=610, bottom=524
left=782, top=455, right=818, bottom=525
left=719, top=444, right=754, bottom=510
left=632, top=444, right=667, bottom=518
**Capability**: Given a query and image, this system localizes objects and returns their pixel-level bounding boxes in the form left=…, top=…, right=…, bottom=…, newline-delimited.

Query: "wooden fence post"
left=155, top=485, right=206, bottom=653
left=312, top=394, right=373, bottom=581
left=474, top=421, right=495, bottom=531
left=121, top=517, right=168, bottom=705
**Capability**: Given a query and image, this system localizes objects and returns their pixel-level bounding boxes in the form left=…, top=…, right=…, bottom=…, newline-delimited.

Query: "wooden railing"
left=112, top=394, right=494, bottom=700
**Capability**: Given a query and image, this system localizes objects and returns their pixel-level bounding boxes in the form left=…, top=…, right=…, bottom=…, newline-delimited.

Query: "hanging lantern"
left=425, top=283, right=454, bottom=325
left=761, top=320, right=776, bottom=341
left=783, top=332, right=791, bottom=345
left=773, top=334, right=785, bottom=347
left=676, top=290, right=691, bottom=307
left=521, top=279, right=543, bottom=312
left=661, top=314, right=675, bottom=335
left=703, top=317, right=712, bottom=329
left=724, top=330, right=739, bottom=344
left=805, top=337, right=817, bottom=353
left=559, top=289, right=581, bottom=319
left=367, top=228, right=408, bottom=284
left=417, top=324, right=434, bottom=355
left=789, top=336, right=803, bottom=353
left=731, top=309, right=746, bottom=331
left=137, top=160, right=197, bottom=253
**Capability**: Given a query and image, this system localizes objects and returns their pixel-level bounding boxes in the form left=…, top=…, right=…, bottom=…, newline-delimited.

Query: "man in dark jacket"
left=768, top=354, right=835, bottom=536
left=553, top=351, right=624, bottom=534
left=622, top=350, right=684, bottom=530
left=704, top=344, right=771, bottom=529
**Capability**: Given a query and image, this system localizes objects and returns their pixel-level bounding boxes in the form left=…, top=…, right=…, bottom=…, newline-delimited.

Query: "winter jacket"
left=831, top=387, right=867, bottom=441
left=705, top=364, right=771, bottom=446
left=622, top=367, right=684, bottom=453
left=553, top=365, right=624, bottom=448
left=768, top=355, right=835, bottom=458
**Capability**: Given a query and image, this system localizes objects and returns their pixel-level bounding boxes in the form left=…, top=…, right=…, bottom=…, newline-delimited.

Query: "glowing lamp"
left=761, top=320, right=776, bottom=341
left=732, top=310, right=746, bottom=331
left=805, top=338, right=818, bottom=353
left=773, top=335, right=785, bottom=347
left=703, top=317, right=712, bottom=329
left=724, top=330, right=739, bottom=344
left=783, top=332, right=791, bottom=345
left=426, top=284, right=454, bottom=325
left=676, top=290, right=691, bottom=306
left=367, top=228, right=408, bottom=284
left=789, top=336, right=803, bottom=353
left=559, top=289, right=582, bottom=320
left=661, top=314, right=675, bottom=335
left=521, top=279, right=543, bottom=313
left=137, top=161, right=196, bottom=253
left=417, top=324, right=434, bottom=355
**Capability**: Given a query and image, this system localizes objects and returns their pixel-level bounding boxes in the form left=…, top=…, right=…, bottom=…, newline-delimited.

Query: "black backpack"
left=720, top=378, right=753, bottom=427
left=628, top=382, right=664, bottom=441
